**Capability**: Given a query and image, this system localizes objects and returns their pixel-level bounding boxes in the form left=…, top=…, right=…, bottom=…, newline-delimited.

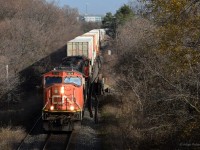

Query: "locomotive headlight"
left=60, top=86, right=64, bottom=94
left=69, top=105, right=75, bottom=111
left=50, top=105, right=54, bottom=111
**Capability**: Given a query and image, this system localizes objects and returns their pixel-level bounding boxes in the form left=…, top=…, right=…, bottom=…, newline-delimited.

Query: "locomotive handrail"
left=72, top=88, right=82, bottom=113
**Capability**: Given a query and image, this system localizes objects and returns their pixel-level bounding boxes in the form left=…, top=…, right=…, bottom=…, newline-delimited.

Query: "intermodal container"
left=82, top=32, right=98, bottom=59
left=99, top=29, right=106, bottom=41
left=89, top=29, right=100, bottom=54
left=67, top=36, right=94, bottom=65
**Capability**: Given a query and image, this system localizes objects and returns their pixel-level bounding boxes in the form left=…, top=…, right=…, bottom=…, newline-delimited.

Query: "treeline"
left=0, top=0, right=82, bottom=102
left=103, top=1, right=200, bottom=149
left=102, top=4, right=134, bottom=38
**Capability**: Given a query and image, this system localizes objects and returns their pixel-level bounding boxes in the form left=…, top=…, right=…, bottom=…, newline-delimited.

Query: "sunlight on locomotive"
left=50, top=105, right=54, bottom=111
left=70, top=105, right=75, bottom=111
left=60, top=86, right=65, bottom=94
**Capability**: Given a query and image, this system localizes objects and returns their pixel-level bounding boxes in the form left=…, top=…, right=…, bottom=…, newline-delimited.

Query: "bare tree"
left=0, top=0, right=82, bottom=102
left=110, top=16, right=200, bottom=148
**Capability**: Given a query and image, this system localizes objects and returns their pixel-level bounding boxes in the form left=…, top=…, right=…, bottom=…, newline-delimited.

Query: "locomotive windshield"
left=45, top=76, right=62, bottom=86
left=64, top=77, right=81, bottom=86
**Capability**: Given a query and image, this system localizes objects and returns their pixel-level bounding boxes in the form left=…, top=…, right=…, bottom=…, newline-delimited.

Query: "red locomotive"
left=42, top=68, right=87, bottom=131
left=42, top=29, right=106, bottom=131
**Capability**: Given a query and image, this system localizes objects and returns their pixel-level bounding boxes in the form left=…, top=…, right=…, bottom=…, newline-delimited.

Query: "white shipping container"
left=99, top=29, right=106, bottom=41
left=82, top=32, right=98, bottom=59
left=89, top=29, right=100, bottom=43
left=83, top=32, right=98, bottom=48
left=89, top=29, right=100, bottom=54
left=67, top=36, right=94, bottom=65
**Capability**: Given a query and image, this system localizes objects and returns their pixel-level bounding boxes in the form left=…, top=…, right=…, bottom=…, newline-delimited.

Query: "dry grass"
left=99, top=44, right=126, bottom=149
left=100, top=95, right=123, bottom=150
left=100, top=93, right=143, bottom=149
left=0, top=91, right=42, bottom=149
left=0, top=126, right=25, bottom=150
left=101, top=17, right=200, bottom=149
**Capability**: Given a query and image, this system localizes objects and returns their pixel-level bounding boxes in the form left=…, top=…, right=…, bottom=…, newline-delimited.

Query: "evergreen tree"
left=115, top=4, right=135, bottom=26
left=102, top=5, right=135, bottom=38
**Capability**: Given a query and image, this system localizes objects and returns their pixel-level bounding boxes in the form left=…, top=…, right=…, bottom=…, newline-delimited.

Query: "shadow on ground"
left=0, top=45, right=67, bottom=131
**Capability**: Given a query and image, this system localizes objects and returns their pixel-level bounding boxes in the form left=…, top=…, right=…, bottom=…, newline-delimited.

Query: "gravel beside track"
left=17, top=117, right=48, bottom=150
left=43, top=132, right=72, bottom=150
left=68, top=110, right=102, bottom=150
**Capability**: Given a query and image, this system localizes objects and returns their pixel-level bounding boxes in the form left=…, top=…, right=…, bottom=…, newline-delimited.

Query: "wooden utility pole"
left=6, top=65, right=8, bottom=81
left=6, top=65, right=11, bottom=103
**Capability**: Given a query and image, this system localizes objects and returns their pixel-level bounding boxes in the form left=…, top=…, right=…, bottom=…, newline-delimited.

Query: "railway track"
left=17, top=115, right=73, bottom=150
left=17, top=115, right=42, bottom=150
left=42, top=132, right=73, bottom=150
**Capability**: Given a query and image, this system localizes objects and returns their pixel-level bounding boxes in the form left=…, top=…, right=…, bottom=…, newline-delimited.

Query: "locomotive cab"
left=42, top=69, right=86, bottom=131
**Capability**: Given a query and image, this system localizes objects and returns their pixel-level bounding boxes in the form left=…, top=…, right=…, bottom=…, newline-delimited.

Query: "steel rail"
left=42, top=133, right=51, bottom=150
left=16, top=115, right=42, bottom=150
left=65, top=131, right=73, bottom=150
left=42, top=131, right=73, bottom=150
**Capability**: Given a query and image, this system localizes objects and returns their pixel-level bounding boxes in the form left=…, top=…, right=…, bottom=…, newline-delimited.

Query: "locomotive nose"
left=48, top=85, right=66, bottom=106
left=51, top=86, right=64, bottom=95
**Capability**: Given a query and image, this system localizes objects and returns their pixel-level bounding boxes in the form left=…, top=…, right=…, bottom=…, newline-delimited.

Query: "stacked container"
left=67, top=36, right=94, bottom=74
left=82, top=32, right=98, bottom=60
left=89, top=29, right=100, bottom=54
left=99, top=29, right=106, bottom=41
left=66, top=29, right=106, bottom=76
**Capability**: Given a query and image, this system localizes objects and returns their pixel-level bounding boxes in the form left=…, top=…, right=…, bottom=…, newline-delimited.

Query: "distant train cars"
left=42, top=29, right=106, bottom=131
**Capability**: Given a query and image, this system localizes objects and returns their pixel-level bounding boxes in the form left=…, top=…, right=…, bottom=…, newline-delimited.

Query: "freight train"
left=42, top=29, right=106, bottom=131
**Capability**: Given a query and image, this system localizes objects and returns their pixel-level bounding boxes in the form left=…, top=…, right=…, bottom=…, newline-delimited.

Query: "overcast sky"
left=47, top=0, right=138, bottom=15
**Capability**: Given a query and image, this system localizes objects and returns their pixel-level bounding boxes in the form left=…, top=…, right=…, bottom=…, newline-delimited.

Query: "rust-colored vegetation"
left=100, top=1, right=200, bottom=149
